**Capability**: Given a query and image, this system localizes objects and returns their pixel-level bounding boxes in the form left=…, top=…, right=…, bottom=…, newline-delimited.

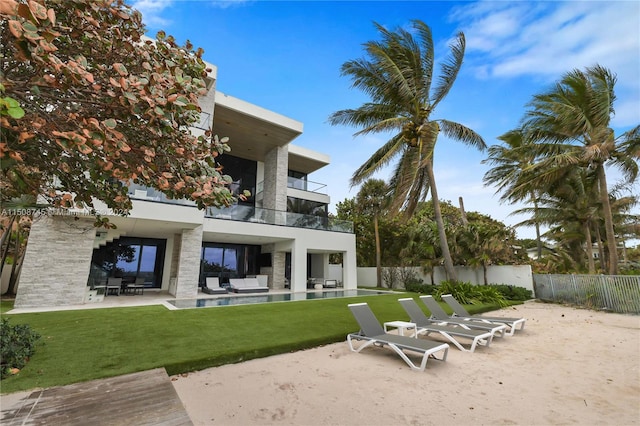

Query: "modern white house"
left=13, top=61, right=357, bottom=309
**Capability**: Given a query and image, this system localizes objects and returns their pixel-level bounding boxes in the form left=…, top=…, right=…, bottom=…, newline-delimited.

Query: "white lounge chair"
left=442, top=294, right=526, bottom=336
left=398, top=298, right=495, bottom=353
left=346, top=302, right=449, bottom=372
left=203, top=277, right=228, bottom=295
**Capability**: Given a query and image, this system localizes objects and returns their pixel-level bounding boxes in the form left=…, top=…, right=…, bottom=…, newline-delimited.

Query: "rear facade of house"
left=14, top=62, right=357, bottom=309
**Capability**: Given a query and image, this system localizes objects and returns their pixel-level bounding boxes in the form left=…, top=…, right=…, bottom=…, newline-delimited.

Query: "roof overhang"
left=287, top=144, right=330, bottom=175
left=212, top=92, right=303, bottom=163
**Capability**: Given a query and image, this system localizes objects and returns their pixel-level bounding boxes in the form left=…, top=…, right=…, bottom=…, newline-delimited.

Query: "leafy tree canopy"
left=0, top=0, right=239, bottom=221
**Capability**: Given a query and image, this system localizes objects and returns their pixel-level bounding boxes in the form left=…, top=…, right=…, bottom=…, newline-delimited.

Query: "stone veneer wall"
left=263, top=145, right=288, bottom=212
left=174, top=225, right=203, bottom=299
left=15, top=215, right=96, bottom=308
left=271, top=251, right=286, bottom=290
left=169, top=233, right=182, bottom=294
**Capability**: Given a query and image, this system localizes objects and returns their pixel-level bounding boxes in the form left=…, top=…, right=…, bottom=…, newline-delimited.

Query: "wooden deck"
left=1, top=368, right=193, bottom=425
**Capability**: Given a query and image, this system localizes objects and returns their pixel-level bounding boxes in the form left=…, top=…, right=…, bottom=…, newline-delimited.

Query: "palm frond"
left=431, top=32, right=465, bottom=108
left=438, top=119, right=486, bottom=150
left=350, top=133, right=405, bottom=186
left=411, top=19, right=435, bottom=103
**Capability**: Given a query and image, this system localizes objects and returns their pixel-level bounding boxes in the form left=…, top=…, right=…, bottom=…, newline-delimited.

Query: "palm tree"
left=328, top=20, right=486, bottom=280
left=483, top=129, right=545, bottom=258
left=401, top=219, right=442, bottom=285
left=355, top=179, right=389, bottom=287
left=522, top=65, right=639, bottom=275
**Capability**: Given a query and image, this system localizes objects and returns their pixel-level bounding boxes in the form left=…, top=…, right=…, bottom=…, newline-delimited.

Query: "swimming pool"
left=167, top=289, right=390, bottom=309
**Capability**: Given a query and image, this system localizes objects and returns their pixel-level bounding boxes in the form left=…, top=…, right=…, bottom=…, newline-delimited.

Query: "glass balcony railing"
left=287, top=177, right=327, bottom=194
left=256, top=178, right=327, bottom=196
left=127, top=184, right=353, bottom=233
left=206, top=204, right=353, bottom=233
left=128, top=183, right=196, bottom=206
left=194, top=111, right=212, bottom=130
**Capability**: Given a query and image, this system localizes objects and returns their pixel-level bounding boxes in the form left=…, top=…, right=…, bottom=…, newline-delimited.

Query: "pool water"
left=167, top=289, right=389, bottom=309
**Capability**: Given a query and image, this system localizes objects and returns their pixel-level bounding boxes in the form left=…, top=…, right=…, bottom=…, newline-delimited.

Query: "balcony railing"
left=256, top=177, right=327, bottom=196
left=194, top=111, right=212, bottom=130
left=206, top=204, right=353, bottom=233
left=128, top=183, right=195, bottom=206
left=128, top=184, right=352, bottom=233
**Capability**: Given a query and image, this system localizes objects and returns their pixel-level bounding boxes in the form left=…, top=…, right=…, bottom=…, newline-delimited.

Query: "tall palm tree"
left=328, top=20, right=486, bottom=280
left=483, top=129, right=546, bottom=258
left=522, top=65, right=639, bottom=275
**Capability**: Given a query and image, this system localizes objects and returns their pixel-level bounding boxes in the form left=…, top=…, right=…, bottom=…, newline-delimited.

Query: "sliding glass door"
left=200, top=243, right=260, bottom=286
left=89, top=237, right=166, bottom=288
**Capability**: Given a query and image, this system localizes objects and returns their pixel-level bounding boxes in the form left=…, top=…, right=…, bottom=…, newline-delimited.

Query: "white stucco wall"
left=357, top=265, right=534, bottom=292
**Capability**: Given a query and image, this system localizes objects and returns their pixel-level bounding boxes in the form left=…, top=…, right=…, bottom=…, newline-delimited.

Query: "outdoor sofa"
left=228, top=278, right=269, bottom=293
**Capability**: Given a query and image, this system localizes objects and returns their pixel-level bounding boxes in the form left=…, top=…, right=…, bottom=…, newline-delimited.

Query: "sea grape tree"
left=0, top=0, right=240, bottom=219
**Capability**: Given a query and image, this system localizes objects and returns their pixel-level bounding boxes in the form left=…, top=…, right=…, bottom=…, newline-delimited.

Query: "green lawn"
left=0, top=293, right=516, bottom=394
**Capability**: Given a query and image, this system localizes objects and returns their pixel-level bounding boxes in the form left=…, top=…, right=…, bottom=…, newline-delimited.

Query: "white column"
left=342, top=244, right=358, bottom=290
left=290, top=241, right=307, bottom=293
left=321, top=253, right=331, bottom=280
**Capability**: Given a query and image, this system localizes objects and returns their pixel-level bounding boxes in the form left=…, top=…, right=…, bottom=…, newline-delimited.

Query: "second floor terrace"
left=128, top=183, right=353, bottom=234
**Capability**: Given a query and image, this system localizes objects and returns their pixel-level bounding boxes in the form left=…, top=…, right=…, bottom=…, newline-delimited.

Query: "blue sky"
left=131, top=0, right=639, bottom=240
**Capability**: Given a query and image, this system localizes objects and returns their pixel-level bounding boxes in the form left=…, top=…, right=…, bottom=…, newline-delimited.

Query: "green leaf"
left=113, top=63, right=128, bottom=76
left=8, top=105, right=25, bottom=119
left=75, top=55, right=88, bottom=68
left=123, top=92, right=137, bottom=102
left=22, top=21, right=39, bottom=33
left=103, top=118, right=117, bottom=129
left=1, top=97, right=25, bottom=119
left=174, top=96, right=189, bottom=107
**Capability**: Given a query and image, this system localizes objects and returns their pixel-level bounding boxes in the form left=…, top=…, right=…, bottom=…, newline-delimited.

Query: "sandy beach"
left=171, top=301, right=640, bottom=425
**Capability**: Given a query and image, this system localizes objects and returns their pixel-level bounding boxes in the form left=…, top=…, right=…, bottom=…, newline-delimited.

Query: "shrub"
left=434, top=280, right=508, bottom=307
left=0, top=318, right=41, bottom=379
left=398, top=267, right=420, bottom=289
left=381, top=267, right=399, bottom=289
left=404, top=281, right=438, bottom=295
left=490, top=284, right=533, bottom=301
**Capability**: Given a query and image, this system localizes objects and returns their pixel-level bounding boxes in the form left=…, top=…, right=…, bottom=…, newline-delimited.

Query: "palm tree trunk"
left=594, top=226, right=605, bottom=273
left=0, top=215, right=16, bottom=276
left=374, top=214, right=382, bottom=287
left=584, top=221, right=595, bottom=274
left=532, top=193, right=543, bottom=259
left=6, top=225, right=23, bottom=296
left=425, top=162, right=457, bottom=281
left=596, top=164, right=619, bottom=274
left=459, top=197, right=468, bottom=226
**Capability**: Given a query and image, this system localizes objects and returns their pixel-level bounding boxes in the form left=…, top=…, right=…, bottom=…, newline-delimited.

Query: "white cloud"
left=130, top=0, right=173, bottom=27
left=207, top=0, right=252, bottom=10
left=453, top=1, right=639, bottom=82
left=451, top=1, right=640, bottom=130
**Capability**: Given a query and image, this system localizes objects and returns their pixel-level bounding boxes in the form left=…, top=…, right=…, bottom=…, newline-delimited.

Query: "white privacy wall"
left=357, top=265, right=534, bottom=292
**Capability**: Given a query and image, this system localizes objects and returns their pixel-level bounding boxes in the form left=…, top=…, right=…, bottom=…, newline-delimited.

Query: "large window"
left=200, top=243, right=260, bottom=286
left=89, top=237, right=166, bottom=288
left=217, top=154, right=257, bottom=206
